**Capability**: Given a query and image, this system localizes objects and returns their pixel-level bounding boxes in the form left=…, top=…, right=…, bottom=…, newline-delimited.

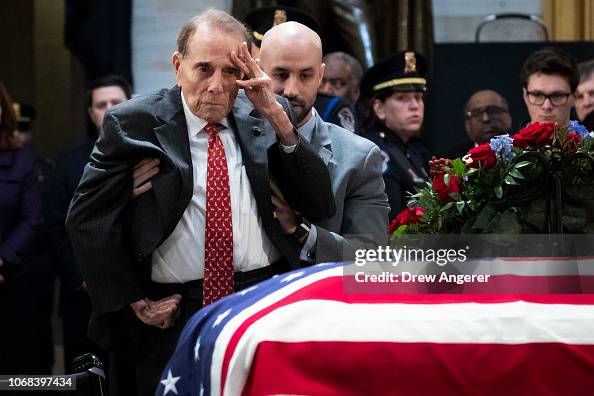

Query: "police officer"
left=361, top=51, right=431, bottom=220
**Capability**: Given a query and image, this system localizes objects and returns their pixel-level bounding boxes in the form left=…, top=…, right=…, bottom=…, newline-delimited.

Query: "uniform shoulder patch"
left=337, top=107, right=355, bottom=132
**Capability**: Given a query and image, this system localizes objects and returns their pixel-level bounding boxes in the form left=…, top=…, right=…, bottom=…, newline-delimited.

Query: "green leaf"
left=440, top=202, right=454, bottom=212
left=452, top=158, right=465, bottom=176
left=504, top=175, right=520, bottom=185
left=494, top=185, right=503, bottom=198
left=444, top=173, right=450, bottom=185
left=509, top=169, right=525, bottom=179
left=513, top=161, right=532, bottom=169
left=456, top=201, right=465, bottom=214
left=395, top=225, right=408, bottom=237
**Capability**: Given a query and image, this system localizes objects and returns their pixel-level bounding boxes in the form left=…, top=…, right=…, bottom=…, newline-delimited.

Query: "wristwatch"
left=291, top=216, right=311, bottom=241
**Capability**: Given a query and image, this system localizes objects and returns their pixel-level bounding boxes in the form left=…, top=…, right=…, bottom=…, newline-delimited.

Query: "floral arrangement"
left=389, top=121, right=594, bottom=237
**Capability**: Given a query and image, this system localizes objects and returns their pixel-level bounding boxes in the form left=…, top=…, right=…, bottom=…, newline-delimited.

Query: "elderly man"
left=441, top=89, right=512, bottom=159
left=319, top=51, right=363, bottom=105
left=66, top=9, right=334, bottom=394
left=255, top=21, right=389, bottom=263
left=521, top=47, right=579, bottom=127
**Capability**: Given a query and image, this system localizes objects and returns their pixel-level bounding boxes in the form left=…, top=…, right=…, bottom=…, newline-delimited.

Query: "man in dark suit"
left=48, top=75, right=132, bottom=375
left=66, top=9, right=334, bottom=394
left=439, top=89, right=512, bottom=159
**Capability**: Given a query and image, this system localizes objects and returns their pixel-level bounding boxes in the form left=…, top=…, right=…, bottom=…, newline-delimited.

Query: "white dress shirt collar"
left=180, top=90, right=230, bottom=137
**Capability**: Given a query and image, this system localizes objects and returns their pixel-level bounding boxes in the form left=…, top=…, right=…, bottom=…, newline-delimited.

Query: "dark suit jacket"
left=65, top=86, right=334, bottom=349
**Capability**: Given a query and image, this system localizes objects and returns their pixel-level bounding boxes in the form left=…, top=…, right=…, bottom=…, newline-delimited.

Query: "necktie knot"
left=204, top=123, right=222, bottom=136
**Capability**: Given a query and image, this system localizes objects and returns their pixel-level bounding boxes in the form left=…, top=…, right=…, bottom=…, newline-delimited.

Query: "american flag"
left=156, top=261, right=594, bottom=396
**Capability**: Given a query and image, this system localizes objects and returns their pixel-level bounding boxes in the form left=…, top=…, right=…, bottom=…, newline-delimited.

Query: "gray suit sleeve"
left=310, top=145, right=389, bottom=263
left=66, top=112, right=144, bottom=316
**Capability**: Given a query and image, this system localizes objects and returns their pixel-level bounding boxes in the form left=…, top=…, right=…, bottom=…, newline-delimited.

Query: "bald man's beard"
left=284, top=95, right=312, bottom=125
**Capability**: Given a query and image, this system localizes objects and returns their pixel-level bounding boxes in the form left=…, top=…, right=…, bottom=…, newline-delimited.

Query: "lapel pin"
left=251, top=126, right=262, bottom=136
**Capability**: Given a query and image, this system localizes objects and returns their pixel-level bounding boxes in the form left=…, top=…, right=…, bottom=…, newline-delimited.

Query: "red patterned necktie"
left=203, top=122, right=233, bottom=306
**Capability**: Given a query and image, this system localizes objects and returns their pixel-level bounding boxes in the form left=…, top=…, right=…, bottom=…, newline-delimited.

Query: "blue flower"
left=568, top=120, right=591, bottom=138
left=489, top=134, right=515, bottom=162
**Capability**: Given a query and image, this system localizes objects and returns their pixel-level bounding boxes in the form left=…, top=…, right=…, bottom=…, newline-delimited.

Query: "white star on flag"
left=160, top=369, right=180, bottom=395
left=281, top=271, right=305, bottom=282
left=213, top=309, right=231, bottom=327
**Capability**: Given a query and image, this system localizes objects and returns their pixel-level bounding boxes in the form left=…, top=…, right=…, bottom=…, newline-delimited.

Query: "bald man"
left=257, top=22, right=389, bottom=262
left=440, top=89, right=512, bottom=159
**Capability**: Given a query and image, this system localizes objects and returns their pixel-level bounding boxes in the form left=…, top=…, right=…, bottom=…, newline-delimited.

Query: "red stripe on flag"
left=242, top=341, right=594, bottom=396
left=221, top=276, right=594, bottom=392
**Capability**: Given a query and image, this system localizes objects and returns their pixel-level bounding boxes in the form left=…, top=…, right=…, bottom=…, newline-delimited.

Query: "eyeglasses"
left=526, top=91, right=571, bottom=106
left=466, top=105, right=508, bottom=119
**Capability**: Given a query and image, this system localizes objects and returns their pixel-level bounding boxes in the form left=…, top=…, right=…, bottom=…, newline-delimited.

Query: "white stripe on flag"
left=225, top=299, right=594, bottom=395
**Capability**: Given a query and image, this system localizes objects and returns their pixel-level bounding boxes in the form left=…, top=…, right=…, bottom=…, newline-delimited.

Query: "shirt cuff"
left=299, top=224, right=317, bottom=262
left=279, top=142, right=298, bottom=153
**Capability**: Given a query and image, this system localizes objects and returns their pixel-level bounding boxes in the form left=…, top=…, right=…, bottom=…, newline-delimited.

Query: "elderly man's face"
left=575, top=77, right=594, bottom=121
left=464, top=91, right=512, bottom=145
left=319, top=58, right=358, bottom=102
left=173, top=27, right=243, bottom=123
left=523, top=73, right=574, bottom=127
left=259, top=39, right=325, bottom=126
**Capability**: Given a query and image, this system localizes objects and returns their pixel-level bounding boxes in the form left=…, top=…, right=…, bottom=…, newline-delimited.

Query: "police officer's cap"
left=13, top=102, right=37, bottom=132
left=245, top=6, right=320, bottom=48
left=360, top=51, right=428, bottom=99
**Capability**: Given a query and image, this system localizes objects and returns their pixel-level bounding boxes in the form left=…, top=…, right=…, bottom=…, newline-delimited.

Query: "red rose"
left=432, top=173, right=461, bottom=203
left=566, top=131, right=581, bottom=151
left=465, top=143, right=496, bottom=169
left=512, top=122, right=554, bottom=148
left=388, top=206, right=425, bottom=234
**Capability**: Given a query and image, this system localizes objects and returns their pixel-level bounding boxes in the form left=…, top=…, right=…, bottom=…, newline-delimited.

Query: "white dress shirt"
left=151, top=92, right=280, bottom=283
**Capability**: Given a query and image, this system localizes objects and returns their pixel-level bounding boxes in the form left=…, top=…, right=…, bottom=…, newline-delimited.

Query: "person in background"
left=11, top=101, right=57, bottom=374
left=361, top=51, right=431, bottom=220
left=317, top=51, right=364, bottom=133
left=0, top=81, right=44, bottom=374
left=521, top=47, right=578, bottom=128
left=319, top=51, right=362, bottom=104
left=440, top=89, right=512, bottom=159
left=575, top=60, right=594, bottom=130
left=47, top=75, right=133, bottom=376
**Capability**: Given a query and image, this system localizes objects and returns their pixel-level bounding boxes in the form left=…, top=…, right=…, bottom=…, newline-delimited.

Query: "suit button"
left=136, top=252, right=143, bottom=261
left=251, top=126, right=262, bottom=136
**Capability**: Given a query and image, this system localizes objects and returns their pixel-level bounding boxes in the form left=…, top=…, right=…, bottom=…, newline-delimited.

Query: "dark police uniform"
left=364, top=130, right=430, bottom=220
left=314, top=92, right=358, bottom=133
left=360, top=51, right=431, bottom=220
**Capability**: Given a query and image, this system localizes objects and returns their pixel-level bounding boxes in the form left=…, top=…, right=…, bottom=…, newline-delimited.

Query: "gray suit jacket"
left=65, top=86, right=335, bottom=348
left=307, top=114, right=390, bottom=263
